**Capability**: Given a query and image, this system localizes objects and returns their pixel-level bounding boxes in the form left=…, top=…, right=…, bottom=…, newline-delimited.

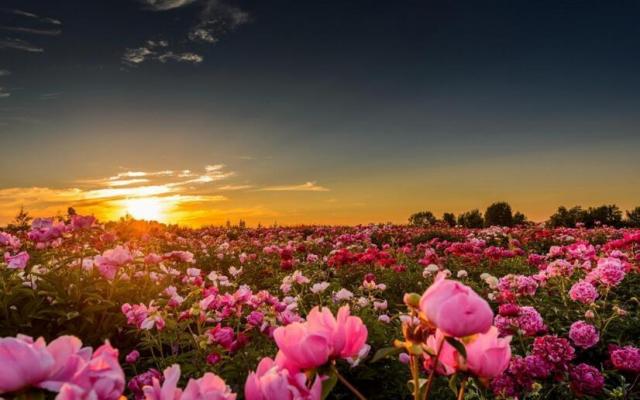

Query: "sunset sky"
left=1, top=0, right=639, bottom=226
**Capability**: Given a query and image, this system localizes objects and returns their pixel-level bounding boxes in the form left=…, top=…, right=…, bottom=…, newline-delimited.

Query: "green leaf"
left=321, top=369, right=338, bottom=400
left=370, top=346, right=402, bottom=363
left=445, top=336, right=467, bottom=359
left=448, top=373, right=459, bottom=395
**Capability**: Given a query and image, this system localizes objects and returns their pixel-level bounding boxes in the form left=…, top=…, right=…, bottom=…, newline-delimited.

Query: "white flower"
left=334, top=288, right=354, bottom=302
left=357, top=297, right=370, bottom=307
left=310, top=281, right=330, bottom=294
left=373, top=300, right=388, bottom=311
left=457, top=270, right=468, bottom=278
left=378, top=314, right=391, bottom=323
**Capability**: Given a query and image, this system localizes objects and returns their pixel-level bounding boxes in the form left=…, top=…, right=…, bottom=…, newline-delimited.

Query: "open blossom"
left=3, top=251, right=29, bottom=269
left=419, top=272, right=493, bottom=337
left=95, top=246, right=133, bottom=280
left=122, top=302, right=165, bottom=331
left=570, top=363, right=604, bottom=396
left=569, top=281, right=598, bottom=304
left=569, top=321, right=599, bottom=349
left=465, top=327, right=512, bottom=379
left=532, top=336, right=575, bottom=368
left=610, top=345, right=640, bottom=373
left=273, top=305, right=367, bottom=370
left=0, top=335, right=55, bottom=393
left=0, top=334, right=124, bottom=399
left=181, top=373, right=236, bottom=400
left=244, top=357, right=323, bottom=400
left=333, top=288, right=353, bottom=301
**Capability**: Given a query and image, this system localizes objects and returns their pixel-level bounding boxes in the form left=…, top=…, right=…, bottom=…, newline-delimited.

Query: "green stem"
left=334, top=367, right=367, bottom=400
left=424, top=337, right=445, bottom=400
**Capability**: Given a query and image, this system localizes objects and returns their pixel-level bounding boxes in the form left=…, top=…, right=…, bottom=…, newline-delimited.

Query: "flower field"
left=1, top=215, right=639, bottom=399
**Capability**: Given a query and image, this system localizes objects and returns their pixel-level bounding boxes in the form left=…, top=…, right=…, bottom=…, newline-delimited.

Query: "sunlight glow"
left=122, top=197, right=167, bottom=221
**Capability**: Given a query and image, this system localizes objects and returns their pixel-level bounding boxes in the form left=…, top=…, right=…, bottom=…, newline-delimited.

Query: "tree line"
left=409, top=202, right=640, bottom=228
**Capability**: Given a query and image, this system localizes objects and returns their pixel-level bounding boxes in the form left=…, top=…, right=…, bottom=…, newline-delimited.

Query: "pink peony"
left=4, top=251, right=29, bottom=269
left=569, top=281, right=598, bottom=304
left=305, top=305, right=368, bottom=359
left=610, top=345, right=640, bottom=373
left=569, top=321, right=599, bottom=349
left=570, top=363, right=604, bottom=396
left=419, top=272, right=493, bottom=337
left=0, top=335, right=55, bottom=393
left=244, top=357, right=323, bottom=400
left=465, top=327, right=512, bottom=379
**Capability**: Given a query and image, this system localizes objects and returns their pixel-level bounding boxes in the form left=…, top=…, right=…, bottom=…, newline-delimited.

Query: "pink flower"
left=208, top=325, right=235, bottom=350
left=4, top=251, right=29, bottom=269
left=569, top=281, right=598, bottom=304
left=0, top=335, right=54, bottom=394
left=569, top=321, right=599, bottom=349
left=181, top=373, right=236, bottom=400
left=95, top=246, right=132, bottom=280
left=570, top=363, right=604, bottom=396
left=39, top=335, right=92, bottom=392
left=465, top=327, right=512, bottom=379
left=272, top=323, right=330, bottom=370
left=305, top=305, right=368, bottom=359
left=244, top=357, right=324, bottom=400
left=143, top=364, right=182, bottom=400
left=419, top=272, right=493, bottom=337
left=126, top=350, right=140, bottom=364
left=86, top=342, right=125, bottom=400
left=610, top=346, right=640, bottom=373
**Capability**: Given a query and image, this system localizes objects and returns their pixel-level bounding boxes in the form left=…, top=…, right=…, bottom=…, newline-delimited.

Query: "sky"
left=1, top=0, right=639, bottom=226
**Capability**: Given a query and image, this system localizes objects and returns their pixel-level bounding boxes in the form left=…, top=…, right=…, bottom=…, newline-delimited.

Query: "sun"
left=123, top=197, right=166, bottom=222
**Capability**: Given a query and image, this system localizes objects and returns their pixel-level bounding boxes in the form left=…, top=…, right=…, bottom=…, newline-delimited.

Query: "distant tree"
left=548, top=206, right=586, bottom=227
left=408, top=211, right=438, bottom=227
left=584, top=205, right=623, bottom=228
left=626, top=207, right=640, bottom=228
left=513, top=211, right=528, bottom=226
left=484, top=202, right=514, bottom=227
left=7, top=206, right=32, bottom=232
left=457, top=209, right=484, bottom=228
left=442, top=212, right=457, bottom=227
left=68, top=207, right=77, bottom=216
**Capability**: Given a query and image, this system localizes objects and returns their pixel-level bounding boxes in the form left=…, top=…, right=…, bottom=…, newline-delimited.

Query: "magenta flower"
left=569, top=281, right=598, bottom=304
left=610, top=345, right=640, bottom=373
left=569, top=321, right=599, bottom=349
left=570, top=363, right=604, bottom=396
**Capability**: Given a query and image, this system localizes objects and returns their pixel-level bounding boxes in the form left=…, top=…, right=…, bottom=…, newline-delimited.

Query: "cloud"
left=0, top=69, right=10, bottom=76
left=189, top=0, right=250, bottom=44
left=260, top=182, right=330, bottom=192
left=122, top=40, right=203, bottom=65
left=2, top=9, right=61, bottom=25
left=0, top=37, right=43, bottom=52
left=0, top=26, right=61, bottom=36
left=0, top=87, right=9, bottom=98
left=139, top=0, right=199, bottom=11
left=40, top=92, right=62, bottom=100
left=217, top=184, right=252, bottom=191
left=0, top=164, right=237, bottom=224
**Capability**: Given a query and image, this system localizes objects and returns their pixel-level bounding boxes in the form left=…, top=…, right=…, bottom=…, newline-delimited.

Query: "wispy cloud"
left=2, top=9, right=61, bottom=25
left=260, top=182, right=330, bottom=192
left=0, top=87, right=9, bottom=98
left=138, top=0, right=199, bottom=11
left=0, top=164, right=237, bottom=224
left=0, top=69, right=10, bottom=77
left=0, top=26, right=61, bottom=36
left=217, top=184, right=253, bottom=191
left=40, top=92, right=63, bottom=100
left=0, top=37, right=44, bottom=52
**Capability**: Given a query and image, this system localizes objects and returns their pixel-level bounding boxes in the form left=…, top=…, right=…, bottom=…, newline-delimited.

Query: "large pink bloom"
left=0, top=335, right=54, bottom=393
left=95, top=246, right=133, bottom=280
left=305, top=305, right=368, bottom=359
left=272, top=322, right=330, bottom=370
left=244, top=357, right=324, bottom=400
left=419, top=272, right=493, bottom=337
left=181, top=373, right=236, bottom=400
left=39, top=335, right=92, bottom=392
left=465, top=327, right=512, bottom=379
left=86, top=342, right=125, bottom=400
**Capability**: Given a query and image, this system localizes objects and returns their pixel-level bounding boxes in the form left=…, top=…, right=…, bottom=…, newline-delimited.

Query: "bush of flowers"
left=1, top=213, right=639, bottom=399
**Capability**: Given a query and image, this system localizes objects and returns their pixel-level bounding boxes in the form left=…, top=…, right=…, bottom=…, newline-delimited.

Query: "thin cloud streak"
left=259, top=182, right=330, bottom=192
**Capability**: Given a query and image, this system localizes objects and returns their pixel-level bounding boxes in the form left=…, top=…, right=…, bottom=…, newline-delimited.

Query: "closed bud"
left=403, top=293, right=421, bottom=308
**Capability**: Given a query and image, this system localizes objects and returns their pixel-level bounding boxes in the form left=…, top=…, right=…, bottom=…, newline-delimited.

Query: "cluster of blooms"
left=0, top=334, right=124, bottom=399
